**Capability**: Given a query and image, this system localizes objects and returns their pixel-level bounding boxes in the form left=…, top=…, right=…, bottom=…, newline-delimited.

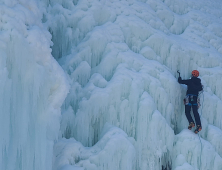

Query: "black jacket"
left=178, top=76, right=203, bottom=96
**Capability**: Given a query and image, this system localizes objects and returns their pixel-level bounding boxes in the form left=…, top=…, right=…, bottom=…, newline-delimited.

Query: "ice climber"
left=178, top=70, right=203, bottom=134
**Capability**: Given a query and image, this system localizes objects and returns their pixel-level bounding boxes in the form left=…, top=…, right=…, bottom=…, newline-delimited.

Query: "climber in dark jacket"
left=178, top=70, right=203, bottom=134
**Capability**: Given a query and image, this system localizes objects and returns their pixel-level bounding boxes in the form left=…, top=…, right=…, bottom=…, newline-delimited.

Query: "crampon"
left=188, top=122, right=195, bottom=130
left=194, top=125, right=202, bottom=134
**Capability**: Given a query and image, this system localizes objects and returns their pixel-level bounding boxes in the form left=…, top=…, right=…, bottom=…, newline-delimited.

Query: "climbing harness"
left=183, top=94, right=200, bottom=108
left=177, top=70, right=204, bottom=168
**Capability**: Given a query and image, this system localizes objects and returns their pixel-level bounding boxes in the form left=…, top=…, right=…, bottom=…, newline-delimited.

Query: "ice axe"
left=177, top=70, right=180, bottom=77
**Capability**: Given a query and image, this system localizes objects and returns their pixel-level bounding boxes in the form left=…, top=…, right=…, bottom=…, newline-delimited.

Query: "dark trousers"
left=185, top=105, right=201, bottom=126
left=185, top=95, right=201, bottom=126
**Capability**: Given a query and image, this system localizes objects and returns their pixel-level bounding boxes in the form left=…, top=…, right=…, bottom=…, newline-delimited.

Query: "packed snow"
left=0, top=0, right=222, bottom=170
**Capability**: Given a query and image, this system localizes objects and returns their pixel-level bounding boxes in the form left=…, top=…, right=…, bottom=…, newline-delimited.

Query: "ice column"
left=0, top=1, right=69, bottom=170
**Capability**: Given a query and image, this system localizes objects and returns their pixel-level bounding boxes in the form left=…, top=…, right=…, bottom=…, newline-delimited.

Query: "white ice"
left=0, top=1, right=69, bottom=170
left=1, top=0, right=222, bottom=170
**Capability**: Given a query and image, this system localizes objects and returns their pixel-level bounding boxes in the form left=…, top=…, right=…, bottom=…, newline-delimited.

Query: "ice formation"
left=53, top=124, right=136, bottom=170
left=0, top=1, right=69, bottom=170
left=1, top=0, right=222, bottom=170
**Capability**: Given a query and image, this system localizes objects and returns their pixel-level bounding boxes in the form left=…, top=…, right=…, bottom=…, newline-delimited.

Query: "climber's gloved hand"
left=178, top=76, right=182, bottom=82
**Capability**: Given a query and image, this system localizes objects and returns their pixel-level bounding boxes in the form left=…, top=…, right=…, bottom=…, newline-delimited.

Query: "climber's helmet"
left=192, top=70, right=199, bottom=77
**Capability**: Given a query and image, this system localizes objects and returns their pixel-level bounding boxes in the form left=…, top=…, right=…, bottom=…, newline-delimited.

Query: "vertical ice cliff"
left=45, top=0, right=222, bottom=169
left=0, top=1, right=69, bottom=170
left=1, top=0, right=222, bottom=170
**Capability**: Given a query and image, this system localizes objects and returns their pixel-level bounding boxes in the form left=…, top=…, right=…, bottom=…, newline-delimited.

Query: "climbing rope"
left=197, top=90, right=204, bottom=169
left=177, top=70, right=204, bottom=169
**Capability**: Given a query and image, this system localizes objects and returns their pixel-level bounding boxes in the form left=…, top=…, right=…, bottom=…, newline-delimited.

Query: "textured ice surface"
left=0, top=1, right=69, bottom=170
left=48, top=0, right=222, bottom=169
left=173, top=130, right=222, bottom=170
left=53, top=124, right=136, bottom=170
left=1, top=0, right=222, bottom=170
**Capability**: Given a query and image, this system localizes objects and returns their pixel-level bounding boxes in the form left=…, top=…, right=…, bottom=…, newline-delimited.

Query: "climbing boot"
left=194, top=125, right=202, bottom=134
left=188, top=122, right=195, bottom=130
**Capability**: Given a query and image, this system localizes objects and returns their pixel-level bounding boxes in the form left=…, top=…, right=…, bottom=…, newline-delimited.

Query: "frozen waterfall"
left=0, top=1, right=69, bottom=170
left=1, top=0, right=222, bottom=170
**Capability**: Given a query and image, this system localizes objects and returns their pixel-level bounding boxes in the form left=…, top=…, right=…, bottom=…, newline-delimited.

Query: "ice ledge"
left=53, top=124, right=136, bottom=170
left=173, top=129, right=222, bottom=170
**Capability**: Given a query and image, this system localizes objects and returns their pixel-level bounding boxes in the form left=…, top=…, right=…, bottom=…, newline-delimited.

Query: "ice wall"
left=0, top=1, right=69, bottom=170
left=45, top=0, right=222, bottom=169
left=53, top=124, right=136, bottom=170
left=173, top=130, right=222, bottom=170
left=1, top=0, right=222, bottom=170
